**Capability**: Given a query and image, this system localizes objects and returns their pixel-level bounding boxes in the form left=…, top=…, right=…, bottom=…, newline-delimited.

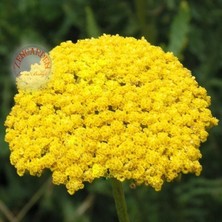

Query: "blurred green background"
left=0, top=0, right=222, bottom=221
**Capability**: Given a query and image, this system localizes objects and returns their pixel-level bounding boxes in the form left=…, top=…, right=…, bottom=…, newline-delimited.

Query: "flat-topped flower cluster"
left=5, top=35, right=218, bottom=194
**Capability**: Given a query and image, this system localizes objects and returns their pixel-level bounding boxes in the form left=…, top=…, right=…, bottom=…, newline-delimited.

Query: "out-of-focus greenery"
left=0, top=0, right=222, bottom=221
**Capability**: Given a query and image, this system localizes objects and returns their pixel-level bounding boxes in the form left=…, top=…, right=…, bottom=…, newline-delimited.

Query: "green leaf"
left=168, top=1, right=191, bottom=57
left=85, top=6, right=102, bottom=38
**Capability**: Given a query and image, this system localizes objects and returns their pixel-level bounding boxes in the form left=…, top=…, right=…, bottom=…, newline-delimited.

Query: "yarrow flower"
left=5, top=34, right=218, bottom=195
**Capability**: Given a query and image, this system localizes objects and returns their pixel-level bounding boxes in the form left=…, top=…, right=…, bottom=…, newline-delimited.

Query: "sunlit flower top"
left=5, top=35, right=218, bottom=194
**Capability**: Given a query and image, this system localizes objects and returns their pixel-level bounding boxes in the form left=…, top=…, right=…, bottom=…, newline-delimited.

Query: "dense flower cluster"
left=5, top=35, right=218, bottom=194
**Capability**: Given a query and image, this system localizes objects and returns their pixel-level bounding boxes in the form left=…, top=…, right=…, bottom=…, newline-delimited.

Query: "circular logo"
left=12, top=45, right=52, bottom=90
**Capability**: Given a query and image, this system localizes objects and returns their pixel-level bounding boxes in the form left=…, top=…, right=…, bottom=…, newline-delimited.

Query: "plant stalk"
left=111, top=178, right=130, bottom=222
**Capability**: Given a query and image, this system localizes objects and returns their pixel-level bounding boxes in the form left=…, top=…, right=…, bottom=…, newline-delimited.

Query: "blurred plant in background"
left=0, top=0, right=221, bottom=221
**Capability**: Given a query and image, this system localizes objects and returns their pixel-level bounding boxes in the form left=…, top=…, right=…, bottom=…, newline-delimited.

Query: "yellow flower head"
left=5, top=35, right=218, bottom=194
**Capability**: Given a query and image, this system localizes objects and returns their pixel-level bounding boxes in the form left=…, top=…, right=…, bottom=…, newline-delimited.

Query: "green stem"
left=111, top=178, right=130, bottom=222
